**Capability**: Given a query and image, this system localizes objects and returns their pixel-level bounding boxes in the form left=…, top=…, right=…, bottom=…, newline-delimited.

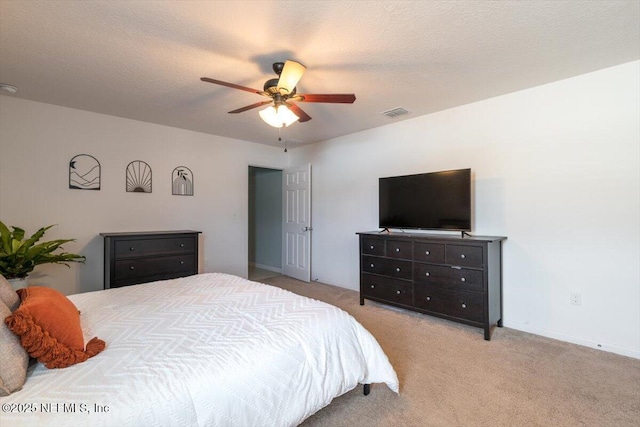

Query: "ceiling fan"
left=200, top=60, right=356, bottom=128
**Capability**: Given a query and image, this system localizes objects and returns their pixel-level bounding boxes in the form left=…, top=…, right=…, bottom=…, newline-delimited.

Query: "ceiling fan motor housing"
left=264, top=78, right=280, bottom=93
left=264, top=78, right=296, bottom=96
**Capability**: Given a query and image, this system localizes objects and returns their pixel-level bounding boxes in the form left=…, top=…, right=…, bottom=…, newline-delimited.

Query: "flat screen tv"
left=379, top=168, right=471, bottom=231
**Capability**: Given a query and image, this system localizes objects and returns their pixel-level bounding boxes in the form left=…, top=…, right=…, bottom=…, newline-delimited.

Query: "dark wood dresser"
left=357, top=231, right=506, bottom=340
left=101, top=230, right=201, bottom=289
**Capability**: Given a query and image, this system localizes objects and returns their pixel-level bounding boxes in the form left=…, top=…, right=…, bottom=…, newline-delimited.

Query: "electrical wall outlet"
left=570, top=292, right=582, bottom=306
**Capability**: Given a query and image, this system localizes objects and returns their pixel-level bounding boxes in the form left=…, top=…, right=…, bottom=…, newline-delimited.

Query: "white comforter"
left=0, top=273, right=398, bottom=427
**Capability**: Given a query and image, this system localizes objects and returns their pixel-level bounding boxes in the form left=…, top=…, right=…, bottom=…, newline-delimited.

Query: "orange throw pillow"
left=4, top=286, right=105, bottom=369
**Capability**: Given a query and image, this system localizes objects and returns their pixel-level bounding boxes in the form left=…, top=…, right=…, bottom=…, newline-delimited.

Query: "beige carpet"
left=262, top=275, right=640, bottom=427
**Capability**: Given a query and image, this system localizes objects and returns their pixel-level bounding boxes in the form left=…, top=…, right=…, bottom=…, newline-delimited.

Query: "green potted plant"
left=0, top=221, right=86, bottom=283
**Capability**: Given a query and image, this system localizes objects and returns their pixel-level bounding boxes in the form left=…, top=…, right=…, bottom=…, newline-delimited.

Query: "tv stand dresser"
left=357, top=231, right=506, bottom=340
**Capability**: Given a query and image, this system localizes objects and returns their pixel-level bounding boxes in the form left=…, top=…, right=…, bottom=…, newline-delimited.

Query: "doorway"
left=248, top=166, right=283, bottom=281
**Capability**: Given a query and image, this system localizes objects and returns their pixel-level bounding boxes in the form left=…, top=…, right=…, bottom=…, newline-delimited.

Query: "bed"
left=1, top=273, right=399, bottom=426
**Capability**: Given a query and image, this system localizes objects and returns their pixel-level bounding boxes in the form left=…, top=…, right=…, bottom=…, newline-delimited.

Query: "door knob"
left=302, top=226, right=313, bottom=232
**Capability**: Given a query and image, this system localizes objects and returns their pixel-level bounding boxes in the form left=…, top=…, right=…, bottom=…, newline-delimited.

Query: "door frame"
left=247, top=165, right=283, bottom=279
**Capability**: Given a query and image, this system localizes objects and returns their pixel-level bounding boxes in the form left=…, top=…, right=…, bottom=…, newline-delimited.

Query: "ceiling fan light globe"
left=259, top=105, right=299, bottom=128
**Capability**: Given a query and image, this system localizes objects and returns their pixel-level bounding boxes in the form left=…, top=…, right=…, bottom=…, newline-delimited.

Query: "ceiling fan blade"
left=228, top=100, right=272, bottom=114
left=296, top=94, right=356, bottom=103
left=287, top=103, right=312, bottom=122
left=277, top=60, right=306, bottom=95
left=201, top=77, right=266, bottom=95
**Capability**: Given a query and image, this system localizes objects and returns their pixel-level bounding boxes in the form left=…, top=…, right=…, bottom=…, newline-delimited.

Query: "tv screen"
left=379, top=168, right=471, bottom=231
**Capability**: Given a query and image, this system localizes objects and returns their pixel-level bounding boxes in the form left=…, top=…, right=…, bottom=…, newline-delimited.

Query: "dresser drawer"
left=385, top=240, right=412, bottom=259
left=414, top=285, right=484, bottom=323
left=361, top=237, right=385, bottom=256
left=362, top=256, right=412, bottom=280
left=413, top=242, right=445, bottom=264
left=114, top=237, right=195, bottom=259
left=446, top=245, right=483, bottom=268
left=414, top=263, right=483, bottom=292
left=114, top=254, right=196, bottom=280
left=361, top=274, right=413, bottom=306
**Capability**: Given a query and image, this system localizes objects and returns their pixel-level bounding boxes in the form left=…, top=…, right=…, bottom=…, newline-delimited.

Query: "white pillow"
left=0, top=274, right=20, bottom=311
left=0, top=300, right=29, bottom=395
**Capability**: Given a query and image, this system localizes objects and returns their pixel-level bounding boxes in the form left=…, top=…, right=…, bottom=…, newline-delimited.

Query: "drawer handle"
left=370, top=245, right=374, bottom=249
left=461, top=254, right=466, bottom=259
left=426, top=296, right=431, bottom=301
left=396, top=267, right=401, bottom=272
left=370, top=284, right=375, bottom=289
left=461, top=277, right=466, bottom=282
left=425, top=272, right=430, bottom=277
left=395, top=248, right=400, bottom=252
left=129, top=266, right=135, bottom=270
left=180, top=261, right=184, bottom=265
left=370, top=263, right=375, bottom=268
left=461, top=303, right=467, bottom=309
left=180, top=243, right=185, bottom=247
left=129, top=247, right=135, bottom=251
left=396, top=290, right=401, bottom=295
left=425, top=250, right=430, bottom=255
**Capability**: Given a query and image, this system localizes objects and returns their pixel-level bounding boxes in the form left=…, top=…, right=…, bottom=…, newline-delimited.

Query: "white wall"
left=0, top=97, right=286, bottom=295
left=290, top=61, right=640, bottom=358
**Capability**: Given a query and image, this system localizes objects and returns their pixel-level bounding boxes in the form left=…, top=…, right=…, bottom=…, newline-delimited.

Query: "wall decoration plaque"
left=69, top=154, right=100, bottom=190
left=126, top=160, right=152, bottom=193
left=172, top=166, right=194, bottom=196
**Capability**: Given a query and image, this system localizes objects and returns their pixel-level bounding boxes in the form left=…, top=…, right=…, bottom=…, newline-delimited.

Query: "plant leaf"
left=12, top=227, right=25, bottom=242
left=17, top=225, right=54, bottom=255
left=0, top=220, right=12, bottom=253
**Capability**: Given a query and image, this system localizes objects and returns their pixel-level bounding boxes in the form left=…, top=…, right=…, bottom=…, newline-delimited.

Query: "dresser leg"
left=484, top=327, right=491, bottom=341
left=497, top=319, right=503, bottom=327
left=360, top=296, right=365, bottom=305
left=363, top=384, right=370, bottom=395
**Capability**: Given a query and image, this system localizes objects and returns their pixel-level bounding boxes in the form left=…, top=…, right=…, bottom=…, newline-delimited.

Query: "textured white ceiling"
left=1, top=1, right=638, bottom=148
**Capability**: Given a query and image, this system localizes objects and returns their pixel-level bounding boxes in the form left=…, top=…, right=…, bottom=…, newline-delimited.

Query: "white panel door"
left=282, top=164, right=311, bottom=282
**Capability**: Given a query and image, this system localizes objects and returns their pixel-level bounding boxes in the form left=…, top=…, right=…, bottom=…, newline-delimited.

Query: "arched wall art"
left=172, top=166, right=194, bottom=196
left=69, top=154, right=101, bottom=190
left=126, top=160, right=152, bottom=193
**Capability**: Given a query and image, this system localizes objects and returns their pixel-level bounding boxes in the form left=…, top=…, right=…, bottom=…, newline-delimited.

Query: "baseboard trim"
left=249, top=262, right=282, bottom=274
left=506, top=320, right=639, bottom=359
